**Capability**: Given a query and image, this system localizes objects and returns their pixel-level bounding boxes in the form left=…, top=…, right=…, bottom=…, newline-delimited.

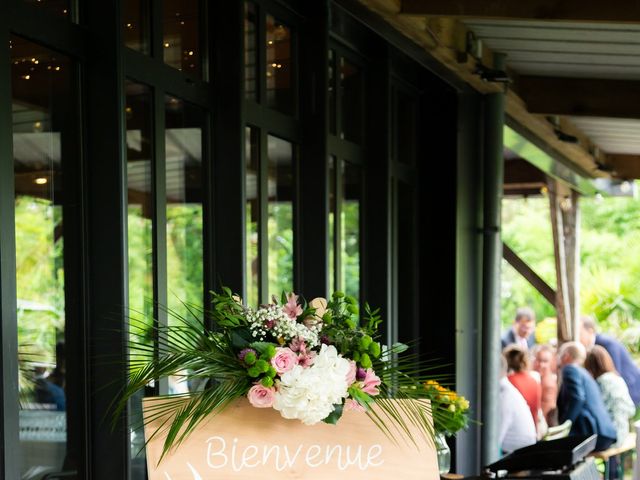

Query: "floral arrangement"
left=423, top=380, right=470, bottom=436
left=117, top=287, right=459, bottom=460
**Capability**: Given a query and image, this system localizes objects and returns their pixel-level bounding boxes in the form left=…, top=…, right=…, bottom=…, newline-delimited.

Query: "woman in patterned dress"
left=585, top=345, right=635, bottom=447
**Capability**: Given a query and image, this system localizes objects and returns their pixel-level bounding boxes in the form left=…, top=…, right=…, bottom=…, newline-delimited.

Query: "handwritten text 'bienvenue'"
left=162, top=436, right=385, bottom=478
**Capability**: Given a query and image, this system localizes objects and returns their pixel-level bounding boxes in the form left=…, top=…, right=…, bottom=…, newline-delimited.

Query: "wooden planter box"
left=142, top=397, right=439, bottom=479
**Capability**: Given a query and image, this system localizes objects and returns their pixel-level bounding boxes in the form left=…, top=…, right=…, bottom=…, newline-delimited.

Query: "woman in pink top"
left=503, top=345, right=543, bottom=434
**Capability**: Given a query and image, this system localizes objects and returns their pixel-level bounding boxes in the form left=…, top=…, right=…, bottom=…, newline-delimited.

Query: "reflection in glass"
left=23, top=0, right=69, bottom=18
left=12, top=35, right=69, bottom=476
left=125, top=81, right=153, bottom=478
left=165, top=96, right=204, bottom=348
left=245, top=127, right=260, bottom=306
left=244, top=3, right=258, bottom=101
left=267, top=136, right=294, bottom=297
left=266, top=15, right=293, bottom=114
left=123, top=0, right=151, bottom=54
left=341, top=161, right=361, bottom=300
left=328, top=156, right=336, bottom=293
left=340, top=58, right=362, bottom=143
left=163, top=0, right=202, bottom=76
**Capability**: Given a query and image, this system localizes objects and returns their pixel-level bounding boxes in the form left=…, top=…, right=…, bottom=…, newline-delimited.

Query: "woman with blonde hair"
left=585, top=345, right=635, bottom=447
left=532, top=344, right=558, bottom=426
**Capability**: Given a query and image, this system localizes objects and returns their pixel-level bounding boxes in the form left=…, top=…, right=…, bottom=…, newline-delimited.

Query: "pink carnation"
left=271, top=347, right=298, bottom=375
left=289, top=337, right=306, bottom=353
left=283, top=293, right=303, bottom=319
left=247, top=384, right=275, bottom=408
left=345, top=399, right=366, bottom=413
left=298, top=351, right=316, bottom=368
left=361, top=368, right=381, bottom=396
left=345, top=361, right=357, bottom=386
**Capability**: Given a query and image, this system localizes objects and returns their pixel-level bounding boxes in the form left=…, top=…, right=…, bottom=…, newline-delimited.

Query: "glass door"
left=11, top=35, right=79, bottom=478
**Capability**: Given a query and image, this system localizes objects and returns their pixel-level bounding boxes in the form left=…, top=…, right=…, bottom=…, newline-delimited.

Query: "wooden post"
left=562, top=190, right=580, bottom=341
left=548, top=179, right=578, bottom=343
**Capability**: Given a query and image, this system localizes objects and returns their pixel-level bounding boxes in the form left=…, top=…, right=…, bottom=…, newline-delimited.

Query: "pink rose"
left=271, top=347, right=298, bottom=374
left=361, top=368, right=381, bottom=396
left=345, top=361, right=357, bottom=386
left=247, top=384, right=275, bottom=408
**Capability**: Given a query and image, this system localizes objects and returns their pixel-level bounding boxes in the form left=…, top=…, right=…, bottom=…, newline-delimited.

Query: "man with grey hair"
left=501, top=307, right=537, bottom=350
left=579, top=315, right=640, bottom=406
left=557, top=341, right=617, bottom=451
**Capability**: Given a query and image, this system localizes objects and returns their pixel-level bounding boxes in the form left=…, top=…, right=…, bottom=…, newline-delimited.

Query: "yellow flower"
left=448, top=404, right=456, bottom=412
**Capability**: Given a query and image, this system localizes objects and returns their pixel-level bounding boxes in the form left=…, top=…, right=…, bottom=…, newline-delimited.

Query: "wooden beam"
left=506, top=91, right=606, bottom=179
left=356, top=0, right=606, bottom=178
left=504, top=157, right=546, bottom=185
left=502, top=242, right=556, bottom=306
left=562, top=190, right=580, bottom=343
left=606, top=154, right=640, bottom=179
left=401, top=0, right=640, bottom=23
left=548, top=179, right=573, bottom=343
left=517, top=76, right=640, bottom=119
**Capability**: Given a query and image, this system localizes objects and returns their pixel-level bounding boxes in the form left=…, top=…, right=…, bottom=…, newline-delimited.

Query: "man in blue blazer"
left=501, top=307, right=536, bottom=350
left=580, top=316, right=640, bottom=406
left=557, top=341, right=617, bottom=451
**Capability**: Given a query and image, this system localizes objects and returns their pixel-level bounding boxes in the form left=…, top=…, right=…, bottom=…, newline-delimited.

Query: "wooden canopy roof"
left=358, top=0, right=640, bottom=180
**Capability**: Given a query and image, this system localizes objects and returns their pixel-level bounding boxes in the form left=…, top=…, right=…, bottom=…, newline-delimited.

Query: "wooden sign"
left=142, top=397, right=439, bottom=479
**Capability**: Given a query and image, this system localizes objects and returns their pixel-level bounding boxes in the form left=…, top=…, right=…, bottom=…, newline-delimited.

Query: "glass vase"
left=435, top=432, right=451, bottom=475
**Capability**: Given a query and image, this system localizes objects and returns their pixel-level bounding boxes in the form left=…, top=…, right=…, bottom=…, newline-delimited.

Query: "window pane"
left=123, top=0, right=151, bottom=54
left=328, top=50, right=336, bottom=134
left=125, top=81, right=154, bottom=478
left=12, top=36, right=70, bottom=476
left=244, top=2, right=258, bottom=101
left=165, top=96, right=204, bottom=345
left=340, top=58, right=363, bottom=143
left=397, top=183, right=418, bottom=346
left=245, top=127, right=260, bottom=306
left=397, top=90, right=417, bottom=165
left=266, top=15, right=293, bottom=114
left=267, top=135, right=294, bottom=297
left=23, top=0, right=70, bottom=18
left=341, top=161, right=361, bottom=300
left=163, top=0, right=202, bottom=77
left=328, top=156, right=336, bottom=293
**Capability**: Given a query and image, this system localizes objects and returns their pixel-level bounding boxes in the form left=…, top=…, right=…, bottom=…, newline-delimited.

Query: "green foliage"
left=502, top=189, right=640, bottom=355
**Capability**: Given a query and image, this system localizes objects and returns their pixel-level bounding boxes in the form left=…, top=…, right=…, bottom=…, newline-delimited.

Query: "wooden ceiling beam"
left=516, top=76, right=640, bottom=119
left=400, top=0, right=640, bottom=23
left=606, top=154, right=640, bottom=179
left=357, top=0, right=606, bottom=179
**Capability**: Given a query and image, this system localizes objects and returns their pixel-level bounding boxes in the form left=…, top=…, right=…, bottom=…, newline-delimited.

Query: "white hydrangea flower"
left=273, top=344, right=351, bottom=425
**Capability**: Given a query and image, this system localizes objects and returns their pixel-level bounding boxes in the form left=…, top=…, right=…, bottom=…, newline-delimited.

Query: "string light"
left=164, top=42, right=170, bottom=48
left=34, top=178, right=48, bottom=185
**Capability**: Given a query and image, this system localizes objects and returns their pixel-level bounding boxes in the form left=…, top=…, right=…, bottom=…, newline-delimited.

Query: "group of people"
left=499, top=308, right=640, bottom=461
